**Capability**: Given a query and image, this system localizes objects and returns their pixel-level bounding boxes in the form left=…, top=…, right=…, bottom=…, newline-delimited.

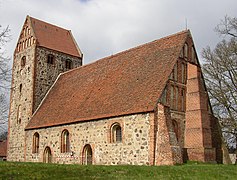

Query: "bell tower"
left=7, top=16, right=83, bottom=161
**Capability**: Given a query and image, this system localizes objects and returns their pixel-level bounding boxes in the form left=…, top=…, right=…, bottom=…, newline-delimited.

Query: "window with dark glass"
left=111, top=123, right=122, bottom=143
left=61, top=129, right=70, bottom=153
left=65, top=59, right=72, bottom=69
left=47, top=54, right=54, bottom=65
left=21, top=56, right=26, bottom=67
left=32, top=132, right=39, bottom=153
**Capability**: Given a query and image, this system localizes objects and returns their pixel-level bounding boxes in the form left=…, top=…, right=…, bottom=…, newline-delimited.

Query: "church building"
left=7, top=16, right=223, bottom=165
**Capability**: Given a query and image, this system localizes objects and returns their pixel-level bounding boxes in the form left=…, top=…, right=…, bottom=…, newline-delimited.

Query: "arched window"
left=111, top=123, right=122, bottom=143
left=172, top=120, right=179, bottom=141
left=82, top=144, right=92, bottom=165
left=47, top=54, right=54, bottom=65
left=65, top=59, right=72, bottom=69
left=43, top=146, right=52, bottom=163
left=32, top=132, right=39, bottom=153
left=21, top=56, right=26, bottom=67
left=61, top=129, right=70, bottom=153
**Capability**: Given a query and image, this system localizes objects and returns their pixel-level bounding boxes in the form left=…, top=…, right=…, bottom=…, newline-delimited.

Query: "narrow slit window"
left=21, top=56, right=26, bottom=67
left=47, top=54, right=55, bottom=65
left=65, top=59, right=72, bottom=69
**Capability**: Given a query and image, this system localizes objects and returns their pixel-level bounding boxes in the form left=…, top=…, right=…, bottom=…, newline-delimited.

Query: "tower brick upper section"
left=15, top=15, right=82, bottom=58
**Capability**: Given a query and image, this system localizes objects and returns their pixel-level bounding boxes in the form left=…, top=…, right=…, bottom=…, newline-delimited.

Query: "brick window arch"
left=32, top=132, right=39, bottom=153
left=21, top=56, right=26, bottom=67
left=111, top=123, right=122, bottom=143
left=61, top=129, right=70, bottom=153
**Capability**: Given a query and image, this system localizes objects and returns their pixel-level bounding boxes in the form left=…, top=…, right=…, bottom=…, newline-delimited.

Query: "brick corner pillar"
left=156, top=103, right=183, bottom=165
left=184, top=63, right=216, bottom=162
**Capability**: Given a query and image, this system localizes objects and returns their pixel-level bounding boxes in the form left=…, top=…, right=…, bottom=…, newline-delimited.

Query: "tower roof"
left=29, top=16, right=82, bottom=57
left=26, top=30, right=190, bottom=130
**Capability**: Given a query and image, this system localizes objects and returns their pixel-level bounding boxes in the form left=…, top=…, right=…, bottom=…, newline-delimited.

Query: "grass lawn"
left=0, top=161, right=236, bottom=179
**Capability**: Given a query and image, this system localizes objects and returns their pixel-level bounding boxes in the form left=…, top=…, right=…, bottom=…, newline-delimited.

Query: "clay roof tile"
left=29, top=16, right=82, bottom=57
left=26, top=30, right=189, bottom=130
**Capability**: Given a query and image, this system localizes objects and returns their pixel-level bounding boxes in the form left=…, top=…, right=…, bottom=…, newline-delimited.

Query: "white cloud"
left=0, top=0, right=237, bottom=64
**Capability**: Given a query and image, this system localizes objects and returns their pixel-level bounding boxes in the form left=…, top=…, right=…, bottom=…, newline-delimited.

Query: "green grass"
left=0, top=161, right=236, bottom=180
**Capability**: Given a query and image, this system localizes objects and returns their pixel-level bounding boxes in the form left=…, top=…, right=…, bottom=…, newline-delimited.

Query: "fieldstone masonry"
left=33, top=47, right=82, bottom=112
left=25, top=113, right=151, bottom=165
left=7, top=16, right=82, bottom=162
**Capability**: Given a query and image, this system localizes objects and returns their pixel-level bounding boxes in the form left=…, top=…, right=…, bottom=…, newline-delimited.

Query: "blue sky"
left=0, top=0, right=237, bottom=64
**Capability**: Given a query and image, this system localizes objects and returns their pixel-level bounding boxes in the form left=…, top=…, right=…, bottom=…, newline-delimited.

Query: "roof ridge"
left=61, top=30, right=189, bottom=75
left=28, top=15, right=81, bottom=57
left=29, top=16, right=70, bottom=32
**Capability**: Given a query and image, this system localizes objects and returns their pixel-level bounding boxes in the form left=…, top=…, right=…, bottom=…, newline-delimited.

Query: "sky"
left=0, top=0, right=237, bottom=65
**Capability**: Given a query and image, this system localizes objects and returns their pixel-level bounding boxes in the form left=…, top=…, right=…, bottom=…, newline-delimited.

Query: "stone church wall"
left=33, top=47, right=82, bottom=112
left=25, top=113, right=153, bottom=165
left=8, top=45, right=36, bottom=161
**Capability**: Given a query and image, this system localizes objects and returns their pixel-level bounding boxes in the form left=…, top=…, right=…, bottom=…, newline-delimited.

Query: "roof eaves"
left=26, top=73, right=63, bottom=130
left=25, top=109, right=155, bottom=130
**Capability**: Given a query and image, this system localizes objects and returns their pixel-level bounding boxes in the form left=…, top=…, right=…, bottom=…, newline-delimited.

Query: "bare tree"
left=0, top=25, right=11, bottom=134
left=202, top=16, right=237, bottom=152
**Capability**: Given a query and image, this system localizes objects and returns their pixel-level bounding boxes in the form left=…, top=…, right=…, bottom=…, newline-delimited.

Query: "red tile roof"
left=0, top=140, right=7, bottom=157
left=29, top=16, right=82, bottom=57
left=26, top=30, right=189, bottom=130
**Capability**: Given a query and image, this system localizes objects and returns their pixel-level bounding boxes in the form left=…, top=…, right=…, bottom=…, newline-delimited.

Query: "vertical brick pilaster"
left=184, top=63, right=216, bottom=162
left=155, top=103, right=182, bottom=165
